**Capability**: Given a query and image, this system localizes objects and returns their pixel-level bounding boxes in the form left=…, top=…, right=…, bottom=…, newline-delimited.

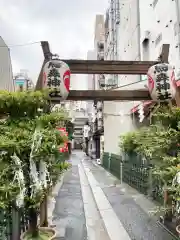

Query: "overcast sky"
left=0, top=0, right=108, bottom=87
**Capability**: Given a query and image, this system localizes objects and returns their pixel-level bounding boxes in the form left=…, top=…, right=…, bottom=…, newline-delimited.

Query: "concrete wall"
left=0, top=37, right=14, bottom=91
left=104, top=0, right=180, bottom=154
left=87, top=50, right=96, bottom=117
left=104, top=0, right=141, bottom=154
left=140, top=0, right=180, bottom=69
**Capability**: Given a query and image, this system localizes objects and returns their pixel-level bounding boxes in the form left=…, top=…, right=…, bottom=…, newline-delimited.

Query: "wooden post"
left=35, top=41, right=52, bottom=90
left=159, top=44, right=170, bottom=63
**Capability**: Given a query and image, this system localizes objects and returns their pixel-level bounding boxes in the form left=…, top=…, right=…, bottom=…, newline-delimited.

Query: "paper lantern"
left=43, top=60, right=71, bottom=100
left=147, top=63, right=177, bottom=101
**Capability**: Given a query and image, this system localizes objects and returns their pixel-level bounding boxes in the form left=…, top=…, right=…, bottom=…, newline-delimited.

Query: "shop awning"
left=131, top=80, right=180, bottom=113
left=131, top=101, right=153, bottom=113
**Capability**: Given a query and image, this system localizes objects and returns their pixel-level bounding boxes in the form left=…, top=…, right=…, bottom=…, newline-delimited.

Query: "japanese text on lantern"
left=43, top=60, right=71, bottom=100
left=147, top=63, right=176, bottom=101
left=155, top=64, right=171, bottom=100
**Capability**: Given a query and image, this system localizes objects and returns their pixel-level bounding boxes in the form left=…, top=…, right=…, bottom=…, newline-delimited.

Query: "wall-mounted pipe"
left=137, top=0, right=141, bottom=82
left=175, top=0, right=180, bottom=61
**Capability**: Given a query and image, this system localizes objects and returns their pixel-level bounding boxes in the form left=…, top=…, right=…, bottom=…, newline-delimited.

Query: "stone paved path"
left=52, top=152, right=87, bottom=240
left=50, top=151, right=176, bottom=240
left=83, top=158, right=176, bottom=240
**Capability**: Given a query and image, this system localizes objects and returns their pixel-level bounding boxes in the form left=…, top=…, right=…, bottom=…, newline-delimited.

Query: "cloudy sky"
left=0, top=0, right=108, bottom=87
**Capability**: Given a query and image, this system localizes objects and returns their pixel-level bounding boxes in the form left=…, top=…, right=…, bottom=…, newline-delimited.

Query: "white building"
left=86, top=50, right=96, bottom=118
left=14, top=71, right=34, bottom=91
left=0, top=37, right=14, bottom=91
left=103, top=0, right=180, bottom=154
left=86, top=15, right=105, bottom=159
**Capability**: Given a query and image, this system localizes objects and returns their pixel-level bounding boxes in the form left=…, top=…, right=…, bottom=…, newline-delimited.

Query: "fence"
left=102, top=152, right=163, bottom=201
left=0, top=206, right=29, bottom=240
left=102, top=152, right=122, bottom=180
left=123, top=152, right=150, bottom=195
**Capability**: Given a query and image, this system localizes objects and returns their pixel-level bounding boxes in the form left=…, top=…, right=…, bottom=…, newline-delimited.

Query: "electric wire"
left=0, top=41, right=41, bottom=48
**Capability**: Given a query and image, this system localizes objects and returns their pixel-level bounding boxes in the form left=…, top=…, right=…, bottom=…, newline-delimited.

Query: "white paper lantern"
left=43, top=60, right=71, bottom=100
left=147, top=63, right=177, bottom=101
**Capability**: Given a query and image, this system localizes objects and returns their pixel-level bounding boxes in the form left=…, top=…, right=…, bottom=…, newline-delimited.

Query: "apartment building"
left=104, top=0, right=139, bottom=154
left=103, top=0, right=180, bottom=154
left=14, top=72, right=34, bottom=91
left=86, top=50, right=96, bottom=119
left=0, top=36, right=14, bottom=91
left=87, top=15, right=105, bottom=159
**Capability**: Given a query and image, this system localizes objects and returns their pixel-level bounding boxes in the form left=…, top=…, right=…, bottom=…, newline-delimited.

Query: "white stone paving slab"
left=47, top=170, right=67, bottom=226
left=78, top=163, right=110, bottom=240
left=82, top=161, right=131, bottom=240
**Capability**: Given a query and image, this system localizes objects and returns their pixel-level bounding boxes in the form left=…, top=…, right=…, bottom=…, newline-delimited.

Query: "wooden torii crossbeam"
left=51, top=90, right=151, bottom=101
left=57, top=59, right=158, bottom=74
left=35, top=42, right=172, bottom=102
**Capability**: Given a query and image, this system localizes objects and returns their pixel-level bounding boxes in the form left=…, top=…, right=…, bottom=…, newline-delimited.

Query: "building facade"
left=103, top=0, right=180, bottom=154
left=0, top=37, right=14, bottom=91
left=104, top=0, right=141, bottom=154
left=87, top=15, right=105, bottom=159
left=14, top=72, right=34, bottom=91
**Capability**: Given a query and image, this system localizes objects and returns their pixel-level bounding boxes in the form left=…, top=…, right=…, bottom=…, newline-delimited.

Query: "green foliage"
left=119, top=131, right=139, bottom=153
left=120, top=105, right=180, bottom=209
left=0, top=90, right=49, bottom=118
left=37, top=112, right=68, bottom=129
left=0, top=90, right=70, bottom=228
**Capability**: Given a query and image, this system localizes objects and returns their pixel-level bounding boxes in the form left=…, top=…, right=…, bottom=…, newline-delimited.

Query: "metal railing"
left=102, top=152, right=153, bottom=197
left=102, top=152, right=122, bottom=181
left=0, top=205, right=29, bottom=240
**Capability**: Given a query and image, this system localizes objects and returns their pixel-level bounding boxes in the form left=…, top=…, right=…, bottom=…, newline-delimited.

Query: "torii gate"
left=35, top=41, right=180, bottom=106
left=35, top=41, right=180, bottom=159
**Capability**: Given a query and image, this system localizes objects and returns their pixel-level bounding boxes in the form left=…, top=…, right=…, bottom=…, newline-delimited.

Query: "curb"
left=47, top=169, right=69, bottom=226
left=81, top=161, right=131, bottom=240
left=157, top=221, right=179, bottom=239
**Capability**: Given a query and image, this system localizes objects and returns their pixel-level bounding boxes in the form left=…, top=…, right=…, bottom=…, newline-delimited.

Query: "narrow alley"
left=49, top=151, right=175, bottom=240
